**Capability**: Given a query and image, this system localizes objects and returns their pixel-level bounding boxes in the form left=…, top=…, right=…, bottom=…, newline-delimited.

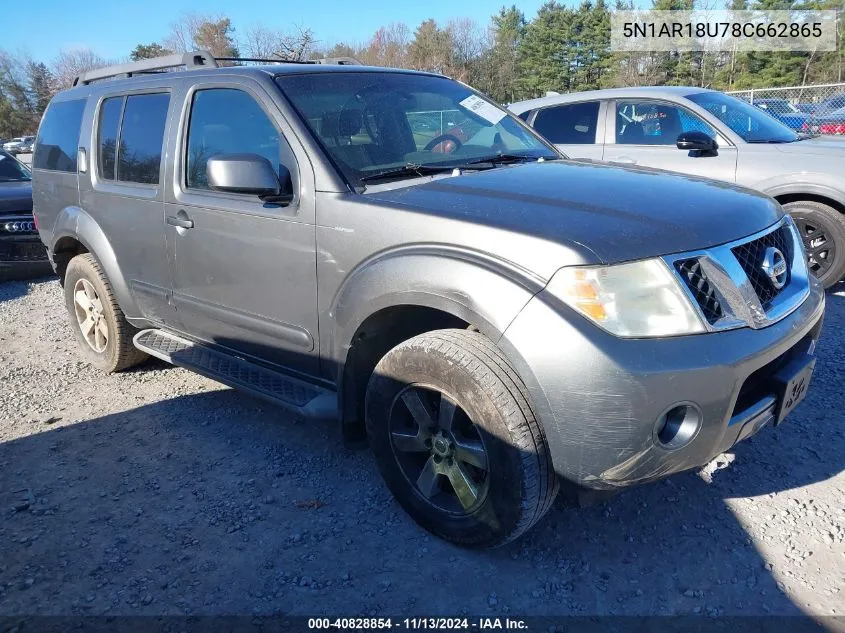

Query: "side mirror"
left=676, top=131, right=718, bottom=154
left=207, top=153, right=293, bottom=204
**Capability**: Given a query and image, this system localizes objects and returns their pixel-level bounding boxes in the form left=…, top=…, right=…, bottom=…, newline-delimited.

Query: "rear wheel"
left=64, top=253, right=148, bottom=372
left=365, top=329, right=558, bottom=548
left=784, top=200, right=845, bottom=289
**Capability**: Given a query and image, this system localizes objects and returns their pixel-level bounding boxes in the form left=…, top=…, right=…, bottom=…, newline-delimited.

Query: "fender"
left=757, top=175, right=845, bottom=209
left=51, top=206, right=138, bottom=317
left=328, top=244, right=548, bottom=368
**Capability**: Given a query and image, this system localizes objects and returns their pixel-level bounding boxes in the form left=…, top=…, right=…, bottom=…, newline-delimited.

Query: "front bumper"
left=0, top=237, right=51, bottom=280
left=501, top=276, right=825, bottom=490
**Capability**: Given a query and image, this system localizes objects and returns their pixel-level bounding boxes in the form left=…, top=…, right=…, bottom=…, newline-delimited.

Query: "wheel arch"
left=50, top=206, right=137, bottom=317
left=329, top=251, right=545, bottom=448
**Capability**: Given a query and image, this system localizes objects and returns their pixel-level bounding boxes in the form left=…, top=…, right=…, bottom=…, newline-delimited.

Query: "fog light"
left=654, top=403, right=701, bottom=450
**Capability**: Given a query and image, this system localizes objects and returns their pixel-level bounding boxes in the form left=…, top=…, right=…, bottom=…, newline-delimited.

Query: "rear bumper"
left=501, top=276, right=825, bottom=490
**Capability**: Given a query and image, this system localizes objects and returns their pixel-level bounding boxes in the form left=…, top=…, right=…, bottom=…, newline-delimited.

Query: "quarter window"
left=97, top=97, right=122, bottom=181
left=533, top=102, right=600, bottom=144
left=33, top=99, right=86, bottom=172
left=185, top=88, right=281, bottom=191
left=616, top=101, right=716, bottom=145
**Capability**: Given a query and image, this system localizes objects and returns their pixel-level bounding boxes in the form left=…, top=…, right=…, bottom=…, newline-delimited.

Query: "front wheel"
left=365, top=329, right=558, bottom=548
left=784, top=200, right=845, bottom=289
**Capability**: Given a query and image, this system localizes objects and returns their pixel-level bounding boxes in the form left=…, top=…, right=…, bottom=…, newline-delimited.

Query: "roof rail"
left=72, top=50, right=217, bottom=86
left=71, top=51, right=363, bottom=87
left=215, top=56, right=362, bottom=66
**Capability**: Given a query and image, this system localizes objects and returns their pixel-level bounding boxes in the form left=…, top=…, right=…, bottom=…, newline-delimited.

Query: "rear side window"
left=533, top=102, right=600, bottom=144
left=95, top=92, right=169, bottom=185
left=185, top=88, right=280, bottom=191
left=97, top=97, right=123, bottom=181
left=34, top=99, right=86, bottom=172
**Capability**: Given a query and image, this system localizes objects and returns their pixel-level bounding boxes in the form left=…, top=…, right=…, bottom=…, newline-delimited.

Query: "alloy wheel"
left=73, top=278, right=109, bottom=353
left=389, top=385, right=489, bottom=514
left=794, top=216, right=836, bottom=278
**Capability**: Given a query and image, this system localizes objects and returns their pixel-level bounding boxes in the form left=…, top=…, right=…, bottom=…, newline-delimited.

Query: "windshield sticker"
left=459, top=95, right=506, bottom=124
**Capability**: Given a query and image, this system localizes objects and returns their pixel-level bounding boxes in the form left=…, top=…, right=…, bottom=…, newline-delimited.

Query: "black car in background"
left=0, top=150, right=51, bottom=281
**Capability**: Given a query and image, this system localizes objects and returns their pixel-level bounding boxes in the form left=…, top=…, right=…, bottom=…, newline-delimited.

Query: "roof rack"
left=72, top=51, right=362, bottom=86
left=73, top=51, right=218, bottom=86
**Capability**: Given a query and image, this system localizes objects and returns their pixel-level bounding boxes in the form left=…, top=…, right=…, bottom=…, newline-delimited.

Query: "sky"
left=4, top=0, right=553, bottom=62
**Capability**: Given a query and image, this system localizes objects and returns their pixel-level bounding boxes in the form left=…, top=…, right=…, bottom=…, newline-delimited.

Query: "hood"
left=0, top=181, right=33, bottom=215
left=365, top=160, right=782, bottom=264
left=771, top=136, right=845, bottom=156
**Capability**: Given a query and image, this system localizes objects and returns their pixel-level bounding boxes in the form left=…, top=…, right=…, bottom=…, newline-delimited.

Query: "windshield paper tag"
left=459, top=95, right=506, bottom=124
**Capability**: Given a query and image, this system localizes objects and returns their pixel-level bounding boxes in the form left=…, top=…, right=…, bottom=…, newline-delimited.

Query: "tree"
left=242, top=25, right=317, bottom=61
left=50, top=48, right=108, bottom=91
left=165, top=13, right=238, bottom=58
left=407, top=19, right=452, bottom=73
left=485, top=6, right=527, bottom=101
left=517, top=2, right=573, bottom=97
left=27, top=61, right=53, bottom=117
left=130, top=43, right=171, bottom=61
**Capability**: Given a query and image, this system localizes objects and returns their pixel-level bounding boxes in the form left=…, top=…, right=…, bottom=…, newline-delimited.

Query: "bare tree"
left=359, top=23, right=410, bottom=67
left=50, top=48, right=108, bottom=91
left=242, top=25, right=317, bottom=61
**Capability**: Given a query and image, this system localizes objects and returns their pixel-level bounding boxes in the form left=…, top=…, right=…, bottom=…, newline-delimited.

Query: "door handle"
left=166, top=214, right=194, bottom=229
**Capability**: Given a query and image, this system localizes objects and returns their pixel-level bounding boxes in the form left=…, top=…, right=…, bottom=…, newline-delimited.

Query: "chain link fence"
left=727, top=83, right=845, bottom=134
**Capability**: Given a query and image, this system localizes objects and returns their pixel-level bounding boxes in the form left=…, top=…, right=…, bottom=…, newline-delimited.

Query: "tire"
left=63, top=253, right=148, bottom=372
left=784, top=200, right=845, bottom=289
left=365, top=328, right=558, bottom=548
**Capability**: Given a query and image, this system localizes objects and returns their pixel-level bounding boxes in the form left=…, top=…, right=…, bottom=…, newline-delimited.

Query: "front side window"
left=275, top=72, right=557, bottom=187
left=185, top=88, right=281, bottom=191
left=33, top=99, right=86, bottom=172
left=616, top=100, right=717, bottom=146
left=533, top=102, right=600, bottom=144
left=687, top=91, right=798, bottom=143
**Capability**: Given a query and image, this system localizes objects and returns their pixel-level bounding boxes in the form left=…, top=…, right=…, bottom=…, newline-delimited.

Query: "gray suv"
left=32, top=51, right=824, bottom=547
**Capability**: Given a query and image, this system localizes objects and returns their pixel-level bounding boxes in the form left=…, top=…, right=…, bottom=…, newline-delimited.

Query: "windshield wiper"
left=359, top=163, right=458, bottom=183
left=462, top=153, right=554, bottom=166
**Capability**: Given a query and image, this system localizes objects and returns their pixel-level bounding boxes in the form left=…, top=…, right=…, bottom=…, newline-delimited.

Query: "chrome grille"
left=674, top=258, right=724, bottom=324
left=731, top=225, right=794, bottom=308
left=665, top=218, right=810, bottom=332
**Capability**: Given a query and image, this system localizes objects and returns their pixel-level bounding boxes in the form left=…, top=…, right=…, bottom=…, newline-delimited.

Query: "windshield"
left=687, top=91, right=799, bottom=143
left=0, top=151, right=31, bottom=182
left=275, top=72, right=558, bottom=186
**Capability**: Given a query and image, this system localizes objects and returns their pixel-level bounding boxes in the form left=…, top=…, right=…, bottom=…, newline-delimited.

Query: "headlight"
left=547, top=258, right=705, bottom=338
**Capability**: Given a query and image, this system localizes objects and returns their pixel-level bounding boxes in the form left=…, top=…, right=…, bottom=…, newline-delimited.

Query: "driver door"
left=165, top=80, right=319, bottom=374
left=604, top=99, right=738, bottom=184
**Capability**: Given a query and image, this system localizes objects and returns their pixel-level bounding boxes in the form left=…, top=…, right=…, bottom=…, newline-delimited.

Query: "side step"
left=133, top=329, right=337, bottom=420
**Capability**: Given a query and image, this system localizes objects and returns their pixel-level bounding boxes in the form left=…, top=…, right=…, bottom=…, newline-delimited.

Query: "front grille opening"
left=674, top=258, right=724, bottom=324
left=731, top=225, right=794, bottom=308
left=732, top=330, right=815, bottom=417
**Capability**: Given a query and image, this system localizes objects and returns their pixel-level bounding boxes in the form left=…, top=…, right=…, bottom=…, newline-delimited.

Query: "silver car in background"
left=511, top=87, right=845, bottom=288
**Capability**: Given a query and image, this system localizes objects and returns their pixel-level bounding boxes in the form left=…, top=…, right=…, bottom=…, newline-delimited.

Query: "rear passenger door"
left=527, top=101, right=605, bottom=160
left=81, top=90, right=173, bottom=323
left=165, top=80, right=319, bottom=374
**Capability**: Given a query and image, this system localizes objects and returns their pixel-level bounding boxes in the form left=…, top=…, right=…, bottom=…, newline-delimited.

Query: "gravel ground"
left=0, top=277, right=843, bottom=622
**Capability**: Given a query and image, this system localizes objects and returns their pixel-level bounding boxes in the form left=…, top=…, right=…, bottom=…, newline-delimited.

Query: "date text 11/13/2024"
left=307, top=618, right=529, bottom=630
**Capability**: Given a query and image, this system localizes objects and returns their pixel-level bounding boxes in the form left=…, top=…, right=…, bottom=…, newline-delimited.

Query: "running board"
left=133, top=329, right=337, bottom=420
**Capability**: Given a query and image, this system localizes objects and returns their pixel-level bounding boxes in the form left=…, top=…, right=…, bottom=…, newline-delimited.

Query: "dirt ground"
left=0, top=277, right=843, bottom=624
